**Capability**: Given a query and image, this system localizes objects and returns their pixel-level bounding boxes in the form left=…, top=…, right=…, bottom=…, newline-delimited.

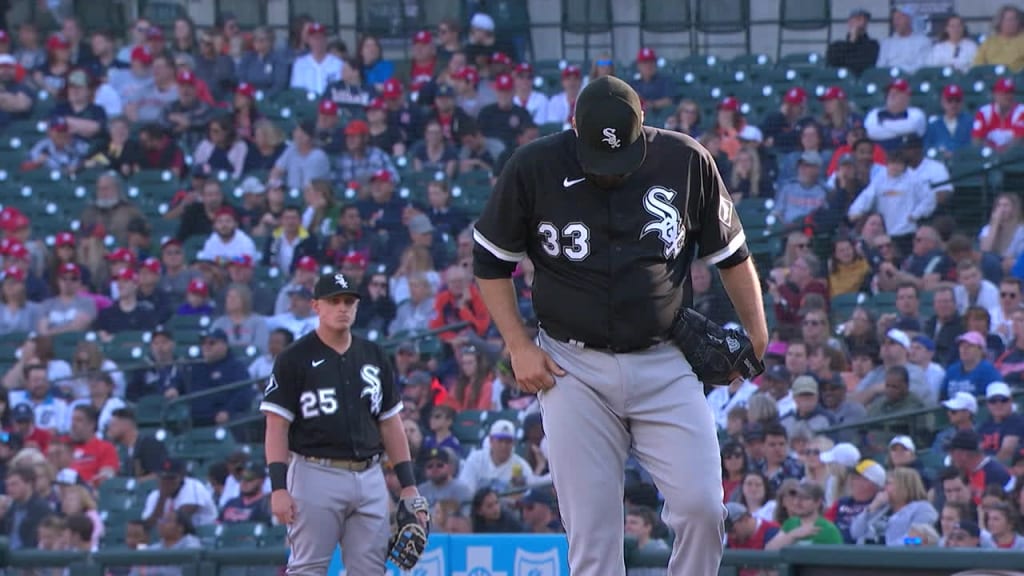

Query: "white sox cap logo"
left=334, top=273, right=348, bottom=288
left=602, top=127, right=621, bottom=148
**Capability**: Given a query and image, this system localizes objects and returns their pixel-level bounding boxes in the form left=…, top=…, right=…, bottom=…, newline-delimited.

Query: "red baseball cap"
left=719, top=97, right=741, bottom=111
left=130, top=45, right=153, bottom=66
left=306, top=22, right=326, bottom=35
left=58, top=262, right=80, bottom=278
left=942, top=84, right=964, bottom=100
left=494, top=73, right=513, bottom=91
left=344, top=119, right=370, bottom=136
left=235, top=82, right=255, bottom=98
left=783, top=87, right=807, bottom=105
left=228, top=254, right=254, bottom=268
left=318, top=99, right=339, bottom=116
left=55, top=232, right=75, bottom=248
left=140, top=257, right=161, bottom=274
left=370, top=169, right=392, bottom=183
left=637, top=47, right=656, bottom=62
left=381, top=78, right=402, bottom=99
left=48, top=116, right=69, bottom=133
left=176, top=70, right=196, bottom=85
left=491, top=52, right=512, bottom=66
left=413, top=30, right=432, bottom=45
left=146, top=27, right=164, bottom=41
left=514, top=62, right=533, bottom=76
left=0, top=207, right=29, bottom=231
left=187, top=278, right=209, bottom=295
left=994, top=77, right=1016, bottom=94
left=214, top=206, right=236, bottom=220
left=46, top=33, right=70, bottom=51
left=820, top=86, right=847, bottom=101
left=106, top=247, right=136, bottom=265
left=161, top=238, right=182, bottom=251
left=367, top=97, right=386, bottom=111
left=343, top=252, right=368, bottom=269
left=2, top=265, right=24, bottom=282
left=115, top=267, right=139, bottom=282
left=561, top=65, right=581, bottom=79
left=888, top=78, right=911, bottom=93
left=5, top=242, right=27, bottom=260
left=455, top=66, right=480, bottom=84
left=295, top=256, right=318, bottom=272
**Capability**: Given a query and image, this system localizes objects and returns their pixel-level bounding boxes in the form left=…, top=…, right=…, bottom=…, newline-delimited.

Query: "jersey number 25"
left=300, top=388, right=339, bottom=419
left=538, top=221, right=590, bottom=261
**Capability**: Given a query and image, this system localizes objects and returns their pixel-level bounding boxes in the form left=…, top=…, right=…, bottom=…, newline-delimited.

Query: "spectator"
left=131, top=123, right=186, bottom=177
left=410, top=119, right=458, bottom=180
left=192, top=29, right=235, bottom=101
left=773, top=151, right=827, bottom=224
left=902, top=134, right=952, bottom=205
left=949, top=430, right=1014, bottom=502
left=123, top=54, right=177, bottom=124
left=107, top=408, right=167, bottom=480
left=423, top=180, right=469, bottom=240
left=825, top=459, right=885, bottom=543
left=136, top=510, right=202, bottom=576
left=725, top=502, right=780, bottom=563
left=925, top=286, right=964, bottom=365
left=977, top=381, right=1023, bottom=463
left=944, top=331, right=1002, bottom=398
left=0, top=466, right=52, bottom=550
left=925, top=85, right=972, bottom=156
left=325, top=57, right=374, bottom=109
left=236, top=29, right=289, bottom=96
left=381, top=78, right=423, bottom=144
left=984, top=501, right=1024, bottom=549
left=848, top=152, right=932, bottom=251
left=864, top=80, right=927, bottom=152
left=78, top=172, right=147, bottom=247
left=290, top=22, right=343, bottom=95
left=0, top=265, right=39, bottom=335
left=544, top=65, right=582, bottom=127
left=140, top=457, right=220, bottom=528
left=971, top=78, right=1024, bottom=151
left=192, top=116, right=248, bottom=179
left=332, top=119, right=397, bottom=186
left=876, top=6, right=932, bottom=73
left=362, top=97, right=404, bottom=157
left=629, top=47, right=672, bottom=111
left=417, top=447, right=472, bottom=508
left=459, top=420, right=536, bottom=493
left=446, top=344, right=495, bottom=411
left=262, top=205, right=318, bottom=275
left=624, top=504, right=667, bottom=552
left=470, top=486, right=523, bottom=533
left=763, top=87, right=813, bottom=154
left=515, top=488, right=560, bottom=534
left=248, top=327, right=293, bottom=381
left=825, top=8, right=879, bottom=75
left=197, top=206, right=257, bottom=262
left=14, top=22, right=45, bottom=72
left=770, top=253, right=828, bottom=328
left=457, top=119, right=502, bottom=174
left=36, top=515, right=67, bottom=550
left=973, top=5, right=1024, bottom=71
left=272, top=256, right=319, bottom=315
left=422, top=404, right=461, bottom=454
left=954, top=260, right=999, bottom=317
left=430, top=264, right=490, bottom=342
left=268, top=286, right=319, bottom=338
left=389, top=272, right=436, bottom=336
left=932, top=393, right=978, bottom=456
left=406, top=30, right=437, bottom=92
left=512, top=62, right=548, bottom=126
left=211, top=283, right=269, bottom=353
left=780, top=376, right=834, bottom=437
left=161, top=70, right=214, bottom=147
left=927, top=14, right=977, bottom=72
left=996, top=308, right=1024, bottom=385
left=849, top=467, right=938, bottom=546
left=243, top=119, right=287, bottom=173
left=757, top=424, right=804, bottom=493
left=356, top=169, right=405, bottom=241
left=34, top=33, right=72, bottom=98
left=0, top=54, right=33, bottom=130
left=175, top=329, right=252, bottom=425
left=126, top=325, right=180, bottom=401
left=24, top=116, right=87, bottom=174
left=66, top=404, right=118, bottom=486
left=219, top=462, right=271, bottom=524
left=53, top=68, right=106, bottom=149
left=36, top=263, right=96, bottom=335
left=350, top=268, right=393, bottom=334
left=982, top=195, right=1024, bottom=277
left=95, top=268, right=159, bottom=337
left=766, top=482, right=843, bottom=548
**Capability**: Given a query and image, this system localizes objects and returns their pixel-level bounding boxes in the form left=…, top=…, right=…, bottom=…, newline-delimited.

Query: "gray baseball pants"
left=537, top=330, right=726, bottom=576
left=285, top=455, right=390, bottom=575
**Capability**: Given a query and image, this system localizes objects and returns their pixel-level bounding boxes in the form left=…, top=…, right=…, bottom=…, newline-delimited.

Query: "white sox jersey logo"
left=640, top=186, right=685, bottom=259
left=360, top=364, right=383, bottom=416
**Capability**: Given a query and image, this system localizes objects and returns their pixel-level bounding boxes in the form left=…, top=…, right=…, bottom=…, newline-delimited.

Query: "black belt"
left=545, top=332, right=657, bottom=354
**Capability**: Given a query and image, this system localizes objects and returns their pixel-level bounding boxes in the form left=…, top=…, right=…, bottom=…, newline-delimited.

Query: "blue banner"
left=327, top=533, right=570, bottom=575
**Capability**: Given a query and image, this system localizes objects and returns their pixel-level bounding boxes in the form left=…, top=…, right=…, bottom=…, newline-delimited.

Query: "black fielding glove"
left=671, top=307, right=765, bottom=386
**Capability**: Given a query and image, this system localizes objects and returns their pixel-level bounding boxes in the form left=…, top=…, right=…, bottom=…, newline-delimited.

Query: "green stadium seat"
left=169, top=427, right=239, bottom=462
left=452, top=410, right=485, bottom=448
left=482, top=409, right=521, bottom=434
left=216, top=522, right=265, bottom=548
left=260, top=524, right=288, bottom=547
left=776, top=52, right=824, bottom=69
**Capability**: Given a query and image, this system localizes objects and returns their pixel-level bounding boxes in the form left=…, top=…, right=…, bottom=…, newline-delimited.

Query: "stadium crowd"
left=0, top=1, right=1019, bottom=572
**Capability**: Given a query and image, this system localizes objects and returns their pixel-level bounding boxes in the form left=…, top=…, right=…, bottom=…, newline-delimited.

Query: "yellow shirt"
left=974, top=34, right=1024, bottom=71
left=829, top=258, right=870, bottom=298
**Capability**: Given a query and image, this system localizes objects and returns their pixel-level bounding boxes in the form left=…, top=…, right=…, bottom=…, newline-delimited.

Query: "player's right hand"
left=510, top=342, right=565, bottom=393
left=271, top=490, right=297, bottom=525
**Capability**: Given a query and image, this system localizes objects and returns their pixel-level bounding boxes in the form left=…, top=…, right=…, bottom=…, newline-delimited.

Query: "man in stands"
left=417, top=447, right=472, bottom=509
left=95, top=268, right=159, bottom=337
left=519, top=488, right=562, bottom=534
left=826, top=459, right=885, bottom=543
left=944, top=331, right=1001, bottom=399
left=766, top=482, right=843, bottom=547
left=219, top=462, right=271, bottom=524
left=67, top=404, right=119, bottom=487
left=289, top=22, right=343, bottom=95
left=142, top=459, right=218, bottom=528
left=977, top=381, right=1023, bottom=463
left=197, top=206, right=258, bottom=262
left=0, top=466, right=52, bottom=550
left=864, top=79, right=927, bottom=152
left=948, top=430, right=1013, bottom=503
left=630, top=47, right=672, bottom=111
left=763, top=87, right=814, bottom=154
left=972, top=78, right=1024, bottom=151
left=10, top=364, right=69, bottom=434
left=107, top=407, right=167, bottom=480
left=825, top=8, right=879, bottom=75
left=876, top=6, right=932, bottom=73
left=173, top=329, right=252, bottom=426
left=10, top=404, right=50, bottom=453
left=429, top=264, right=491, bottom=342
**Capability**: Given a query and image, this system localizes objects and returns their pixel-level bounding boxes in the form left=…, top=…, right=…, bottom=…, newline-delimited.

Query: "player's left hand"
left=389, top=493, right=431, bottom=570
left=399, top=487, right=429, bottom=526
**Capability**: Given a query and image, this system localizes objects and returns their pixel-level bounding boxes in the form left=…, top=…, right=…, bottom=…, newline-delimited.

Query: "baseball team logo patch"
left=601, top=127, right=621, bottom=148
left=719, top=197, right=733, bottom=227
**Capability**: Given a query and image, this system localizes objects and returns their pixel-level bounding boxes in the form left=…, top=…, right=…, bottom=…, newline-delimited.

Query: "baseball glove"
left=670, top=307, right=764, bottom=386
left=388, top=496, right=431, bottom=570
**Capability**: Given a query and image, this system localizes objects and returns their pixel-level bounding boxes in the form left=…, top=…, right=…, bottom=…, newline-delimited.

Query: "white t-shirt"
left=458, top=448, right=538, bottom=493
left=290, top=53, right=344, bottom=95
left=9, top=391, right=70, bottom=433
left=142, top=477, right=218, bottom=527
left=706, top=381, right=758, bottom=430
left=198, top=230, right=258, bottom=262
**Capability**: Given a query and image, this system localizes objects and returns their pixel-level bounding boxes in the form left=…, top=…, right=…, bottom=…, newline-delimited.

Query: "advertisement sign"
left=328, top=533, right=570, bottom=576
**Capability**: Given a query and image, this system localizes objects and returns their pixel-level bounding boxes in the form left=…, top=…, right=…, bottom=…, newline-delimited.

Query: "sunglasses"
left=425, top=461, right=446, bottom=469
left=987, top=397, right=1010, bottom=404
left=724, top=452, right=743, bottom=459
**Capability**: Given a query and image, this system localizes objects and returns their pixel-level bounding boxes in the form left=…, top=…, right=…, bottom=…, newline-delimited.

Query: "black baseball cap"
left=573, top=76, right=646, bottom=176
left=12, top=403, right=33, bottom=422
left=313, top=272, right=361, bottom=300
left=949, top=430, right=981, bottom=452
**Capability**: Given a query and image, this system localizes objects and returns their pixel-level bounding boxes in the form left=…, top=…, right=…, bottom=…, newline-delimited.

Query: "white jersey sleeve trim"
left=378, top=401, right=404, bottom=421
left=473, top=228, right=526, bottom=263
left=259, top=402, right=295, bottom=423
left=703, top=230, right=747, bottom=266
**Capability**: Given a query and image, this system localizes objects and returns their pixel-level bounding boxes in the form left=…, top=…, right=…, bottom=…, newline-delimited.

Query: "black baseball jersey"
left=259, top=331, right=402, bottom=460
left=473, top=127, right=748, bottom=351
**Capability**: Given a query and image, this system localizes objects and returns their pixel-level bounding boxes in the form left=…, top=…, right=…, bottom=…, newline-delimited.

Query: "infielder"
left=261, top=272, right=430, bottom=575
left=473, top=76, right=768, bottom=575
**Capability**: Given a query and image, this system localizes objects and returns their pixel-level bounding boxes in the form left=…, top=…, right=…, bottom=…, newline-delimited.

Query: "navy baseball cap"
left=313, top=272, right=361, bottom=300
left=573, top=76, right=646, bottom=176
left=436, top=84, right=455, bottom=98
left=160, top=458, right=186, bottom=476
left=12, top=404, right=32, bottom=422
left=201, top=328, right=229, bottom=343
left=518, top=488, right=555, bottom=509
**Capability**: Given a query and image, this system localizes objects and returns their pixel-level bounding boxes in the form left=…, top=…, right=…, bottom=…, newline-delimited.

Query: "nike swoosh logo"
left=311, top=359, right=325, bottom=367
left=563, top=177, right=586, bottom=188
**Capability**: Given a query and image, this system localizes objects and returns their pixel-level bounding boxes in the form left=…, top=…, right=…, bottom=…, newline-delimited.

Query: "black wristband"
left=269, top=462, right=288, bottom=491
left=394, top=460, right=416, bottom=488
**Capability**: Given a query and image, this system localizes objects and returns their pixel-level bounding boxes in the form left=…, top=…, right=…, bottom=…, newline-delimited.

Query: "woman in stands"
left=735, top=471, right=776, bottom=523
left=1, top=334, right=71, bottom=390
left=800, top=436, right=835, bottom=495
left=241, top=119, right=286, bottom=174
left=938, top=501, right=986, bottom=547
left=192, top=116, right=248, bottom=180
left=210, top=283, right=270, bottom=354
left=65, top=341, right=124, bottom=401
left=984, top=501, right=1024, bottom=549
left=300, top=179, right=340, bottom=239
left=446, top=344, right=495, bottom=412
left=587, top=52, right=615, bottom=83
left=721, top=442, right=748, bottom=503
left=471, top=487, right=523, bottom=533
left=849, top=467, right=938, bottom=546
left=778, top=124, right=830, bottom=185
left=927, top=14, right=977, bottom=72
left=712, top=96, right=761, bottom=162
left=664, top=98, right=702, bottom=138
left=829, top=237, right=871, bottom=298
left=973, top=5, right=1024, bottom=70
left=411, top=118, right=458, bottom=181
left=979, top=193, right=1024, bottom=273
left=60, top=482, right=104, bottom=550
left=819, top=87, right=860, bottom=150
left=0, top=265, right=39, bottom=336
left=70, top=372, right=125, bottom=437
left=33, top=33, right=72, bottom=98
left=390, top=245, right=441, bottom=304
left=171, top=17, right=198, bottom=57
left=774, top=478, right=802, bottom=526
left=358, top=35, right=393, bottom=89
left=231, top=83, right=261, bottom=141
left=729, top=147, right=770, bottom=202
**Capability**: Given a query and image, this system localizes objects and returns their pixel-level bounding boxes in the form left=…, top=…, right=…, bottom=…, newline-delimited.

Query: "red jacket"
left=429, top=285, right=491, bottom=342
